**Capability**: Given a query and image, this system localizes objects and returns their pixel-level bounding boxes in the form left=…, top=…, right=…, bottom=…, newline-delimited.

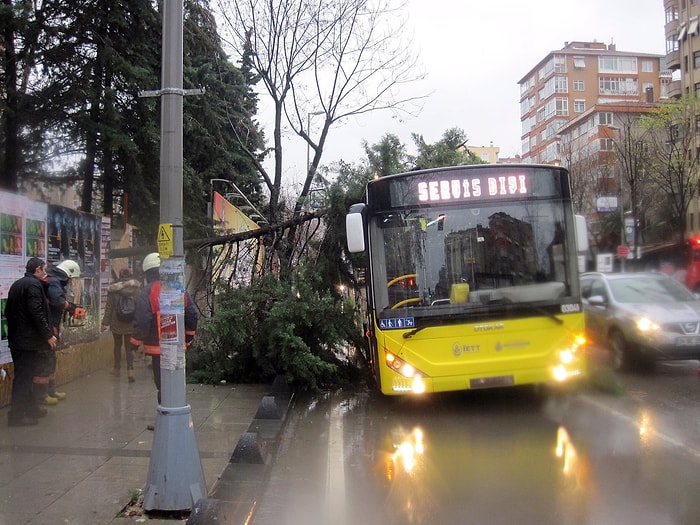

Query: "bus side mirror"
left=575, top=215, right=589, bottom=253
left=346, top=205, right=366, bottom=253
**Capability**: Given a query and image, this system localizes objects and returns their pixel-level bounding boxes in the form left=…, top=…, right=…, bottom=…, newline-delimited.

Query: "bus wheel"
left=608, top=330, right=629, bottom=371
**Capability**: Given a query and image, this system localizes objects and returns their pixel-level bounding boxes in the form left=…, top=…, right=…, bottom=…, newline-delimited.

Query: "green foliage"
left=412, top=127, right=484, bottom=169
left=362, top=133, right=412, bottom=176
left=1, top=0, right=264, bottom=239
left=187, top=267, right=366, bottom=392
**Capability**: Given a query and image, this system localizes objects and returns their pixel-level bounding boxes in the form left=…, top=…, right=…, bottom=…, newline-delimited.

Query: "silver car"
left=581, top=271, right=700, bottom=370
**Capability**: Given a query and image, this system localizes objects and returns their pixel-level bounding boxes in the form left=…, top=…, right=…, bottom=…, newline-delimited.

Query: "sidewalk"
left=0, top=353, right=277, bottom=525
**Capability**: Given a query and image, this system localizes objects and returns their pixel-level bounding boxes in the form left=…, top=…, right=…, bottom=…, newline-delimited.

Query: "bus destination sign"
left=417, top=174, right=528, bottom=204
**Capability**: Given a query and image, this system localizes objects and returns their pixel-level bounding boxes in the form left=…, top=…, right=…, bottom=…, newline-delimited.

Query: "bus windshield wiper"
left=403, top=321, right=444, bottom=339
left=521, top=304, right=563, bottom=324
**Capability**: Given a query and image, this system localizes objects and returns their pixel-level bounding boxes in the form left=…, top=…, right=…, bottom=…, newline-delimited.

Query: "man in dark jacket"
left=5, top=257, right=58, bottom=426
left=130, top=253, right=197, bottom=404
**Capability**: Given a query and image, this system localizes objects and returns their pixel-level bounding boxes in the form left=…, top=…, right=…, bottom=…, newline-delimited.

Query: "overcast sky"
left=257, top=0, right=667, bottom=183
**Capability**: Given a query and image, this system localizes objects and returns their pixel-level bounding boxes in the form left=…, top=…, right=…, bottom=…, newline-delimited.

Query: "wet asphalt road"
left=251, top=360, right=700, bottom=525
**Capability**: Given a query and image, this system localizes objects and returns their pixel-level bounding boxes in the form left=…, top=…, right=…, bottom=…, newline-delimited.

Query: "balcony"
left=667, top=79, right=682, bottom=98
left=665, top=18, right=679, bottom=36
left=666, top=49, right=680, bottom=70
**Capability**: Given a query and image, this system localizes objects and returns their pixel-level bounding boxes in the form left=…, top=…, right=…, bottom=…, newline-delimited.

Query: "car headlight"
left=636, top=317, right=660, bottom=332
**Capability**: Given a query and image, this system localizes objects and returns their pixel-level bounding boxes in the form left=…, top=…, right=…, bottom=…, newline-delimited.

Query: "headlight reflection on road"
left=555, top=426, right=579, bottom=478
left=637, top=409, right=653, bottom=446
left=386, top=427, right=425, bottom=481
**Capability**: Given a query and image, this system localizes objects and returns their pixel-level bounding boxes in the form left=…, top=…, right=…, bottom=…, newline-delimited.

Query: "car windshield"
left=608, top=276, right=696, bottom=303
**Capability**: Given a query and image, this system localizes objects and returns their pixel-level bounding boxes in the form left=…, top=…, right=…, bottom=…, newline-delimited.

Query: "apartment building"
left=466, top=143, right=500, bottom=164
left=518, top=41, right=665, bottom=165
left=665, top=0, right=700, bottom=235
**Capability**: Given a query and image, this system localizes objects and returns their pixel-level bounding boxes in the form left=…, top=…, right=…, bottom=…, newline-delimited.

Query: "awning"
left=678, top=25, right=687, bottom=41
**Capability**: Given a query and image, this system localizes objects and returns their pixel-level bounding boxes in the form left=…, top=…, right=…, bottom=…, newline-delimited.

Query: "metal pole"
left=143, top=0, right=206, bottom=511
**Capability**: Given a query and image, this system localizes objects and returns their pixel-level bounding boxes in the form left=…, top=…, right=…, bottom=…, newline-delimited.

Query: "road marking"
left=578, top=394, right=700, bottom=461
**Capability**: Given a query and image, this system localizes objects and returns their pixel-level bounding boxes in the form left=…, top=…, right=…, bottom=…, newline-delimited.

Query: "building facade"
left=665, top=0, right=700, bottom=236
left=466, top=143, right=500, bottom=164
left=518, top=41, right=666, bottom=165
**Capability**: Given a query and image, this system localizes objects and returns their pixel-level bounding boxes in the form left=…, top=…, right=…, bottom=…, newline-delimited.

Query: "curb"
left=186, top=376, right=294, bottom=524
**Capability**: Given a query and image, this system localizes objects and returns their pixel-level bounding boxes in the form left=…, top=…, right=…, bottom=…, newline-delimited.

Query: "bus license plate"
left=470, top=375, right=514, bottom=389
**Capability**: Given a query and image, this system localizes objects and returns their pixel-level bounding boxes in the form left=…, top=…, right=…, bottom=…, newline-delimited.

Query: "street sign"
left=157, top=223, right=173, bottom=259
left=596, top=196, right=618, bottom=212
left=617, top=245, right=630, bottom=258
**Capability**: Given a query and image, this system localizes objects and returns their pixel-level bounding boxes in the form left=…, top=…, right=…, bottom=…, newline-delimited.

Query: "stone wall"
left=0, top=337, right=112, bottom=408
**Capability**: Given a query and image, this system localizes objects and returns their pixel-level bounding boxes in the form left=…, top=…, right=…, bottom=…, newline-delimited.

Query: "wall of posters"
left=0, top=192, right=103, bottom=364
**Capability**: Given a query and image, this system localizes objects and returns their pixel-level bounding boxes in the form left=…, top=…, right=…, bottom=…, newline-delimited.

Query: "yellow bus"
left=346, top=164, right=589, bottom=395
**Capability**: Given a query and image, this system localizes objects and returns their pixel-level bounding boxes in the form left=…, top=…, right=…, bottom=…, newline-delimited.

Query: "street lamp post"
left=142, top=0, right=206, bottom=511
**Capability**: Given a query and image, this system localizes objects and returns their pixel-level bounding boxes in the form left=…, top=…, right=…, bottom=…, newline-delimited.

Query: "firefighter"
left=130, top=253, right=197, bottom=404
left=40, top=259, right=82, bottom=405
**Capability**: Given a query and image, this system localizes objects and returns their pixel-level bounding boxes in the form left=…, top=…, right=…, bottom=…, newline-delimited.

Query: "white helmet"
left=142, top=252, right=161, bottom=272
left=57, top=259, right=81, bottom=278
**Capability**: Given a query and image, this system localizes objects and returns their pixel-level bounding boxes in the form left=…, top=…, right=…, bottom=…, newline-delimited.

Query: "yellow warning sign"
left=157, top=223, right=173, bottom=259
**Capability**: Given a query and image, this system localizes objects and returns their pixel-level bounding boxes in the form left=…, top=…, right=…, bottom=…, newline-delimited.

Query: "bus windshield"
left=369, top=198, right=576, bottom=316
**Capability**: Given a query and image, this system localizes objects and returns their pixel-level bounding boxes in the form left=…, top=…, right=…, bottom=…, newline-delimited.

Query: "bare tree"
left=216, top=0, right=424, bottom=238
left=609, top=108, right=653, bottom=255
left=560, top=137, right=619, bottom=252
left=642, top=95, right=700, bottom=243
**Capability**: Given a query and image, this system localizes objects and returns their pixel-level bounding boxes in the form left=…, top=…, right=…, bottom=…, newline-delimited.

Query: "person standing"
left=101, top=268, right=141, bottom=382
left=5, top=258, right=58, bottom=426
left=131, top=253, right=197, bottom=404
left=41, top=259, right=81, bottom=404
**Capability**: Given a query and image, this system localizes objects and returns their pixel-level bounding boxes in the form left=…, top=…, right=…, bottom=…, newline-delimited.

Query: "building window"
left=573, top=80, right=584, bottom=91
left=599, top=56, right=637, bottom=74
left=555, top=76, right=568, bottom=93
left=641, top=60, right=654, bottom=73
left=695, top=82, right=700, bottom=98
left=668, top=37, right=680, bottom=53
left=574, top=100, right=585, bottom=113
left=695, top=51, right=700, bottom=69
left=599, top=77, right=638, bottom=96
left=599, top=112, right=613, bottom=126
left=600, top=138, right=614, bottom=151
left=666, top=5, right=679, bottom=23
left=555, top=97, right=568, bottom=117
left=573, top=56, right=585, bottom=69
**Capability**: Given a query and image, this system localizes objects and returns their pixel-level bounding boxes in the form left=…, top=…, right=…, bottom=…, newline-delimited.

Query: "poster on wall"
left=0, top=194, right=48, bottom=365
left=0, top=194, right=103, bottom=365
left=46, top=205, right=102, bottom=349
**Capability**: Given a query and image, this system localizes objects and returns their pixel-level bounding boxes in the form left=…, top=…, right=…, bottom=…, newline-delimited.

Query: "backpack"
left=115, top=293, right=136, bottom=322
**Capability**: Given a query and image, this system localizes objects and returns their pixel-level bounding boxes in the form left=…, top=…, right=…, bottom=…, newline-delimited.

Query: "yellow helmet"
left=57, top=259, right=81, bottom=278
left=142, top=252, right=161, bottom=272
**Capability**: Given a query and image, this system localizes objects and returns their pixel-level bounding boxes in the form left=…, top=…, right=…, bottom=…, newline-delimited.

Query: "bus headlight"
left=552, top=334, right=585, bottom=382
left=559, top=349, right=574, bottom=364
left=385, top=351, right=427, bottom=393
